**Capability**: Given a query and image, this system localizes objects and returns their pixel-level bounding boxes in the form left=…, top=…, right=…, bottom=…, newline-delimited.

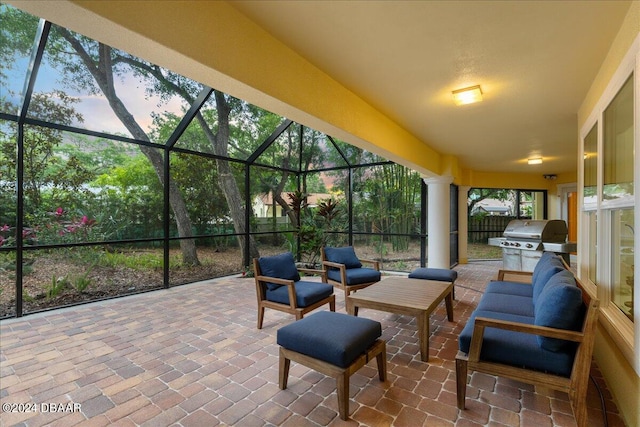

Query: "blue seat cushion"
left=485, top=281, right=533, bottom=297
left=266, top=281, right=334, bottom=307
left=458, top=309, right=576, bottom=377
left=476, top=292, right=534, bottom=317
left=258, top=252, right=301, bottom=291
left=532, top=254, right=565, bottom=305
left=277, top=311, right=382, bottom=368
left=327, top=267, right=381, bottom=286
left=534, top=270, right=584, bottom=351
left=408, top=267, right=457, bottom=282
left=324, top=246, right=362, bottom=269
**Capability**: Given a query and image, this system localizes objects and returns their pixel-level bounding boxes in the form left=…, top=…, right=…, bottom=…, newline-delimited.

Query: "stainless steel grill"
left=501, top=219, right=568, bottom=251
left=489, top=219, right=575, bottom=271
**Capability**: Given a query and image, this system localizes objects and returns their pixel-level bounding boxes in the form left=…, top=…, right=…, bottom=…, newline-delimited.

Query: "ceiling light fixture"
left=452, top=85, right=483, bottom=106
left=528, top=157, right=543, bottom=165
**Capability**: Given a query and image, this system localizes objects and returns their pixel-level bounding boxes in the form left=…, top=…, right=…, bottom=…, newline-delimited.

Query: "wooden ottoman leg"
left=336, top=371, right=349, bottom=420
left=376, top=341, right=387, bottom=381
left=279, top=348, right=291, bottom=390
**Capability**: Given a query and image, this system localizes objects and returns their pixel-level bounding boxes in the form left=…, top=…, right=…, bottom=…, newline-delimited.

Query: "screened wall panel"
left=1, top=3, right=443, bottom=317
left=0, top=4, right=39, bottom=116
left=28, top=23, right=201, bottom=141
left=20, top=244, right=164, bottom=315
left=169, top=151, right=228, bottom=237
left=169, top=237, right=243, bottom=286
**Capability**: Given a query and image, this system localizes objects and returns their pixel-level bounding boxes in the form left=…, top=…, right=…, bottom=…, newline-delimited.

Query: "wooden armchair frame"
left=253, top=258, right=335, bottom=329
left=320, top=247, right=381, bottom=301
left=455, top=268, right=599, bottom=427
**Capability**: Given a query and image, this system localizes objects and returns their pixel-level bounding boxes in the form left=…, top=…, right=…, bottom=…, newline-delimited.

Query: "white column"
left=424, top=176, right=454, bottom=269
left=458, top=186, right=471, bottom=264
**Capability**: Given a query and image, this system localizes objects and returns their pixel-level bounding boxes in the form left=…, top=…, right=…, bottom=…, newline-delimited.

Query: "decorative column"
left=424, top=176, right=454, bottom=269
left=458, top=186, right=471, bottom=264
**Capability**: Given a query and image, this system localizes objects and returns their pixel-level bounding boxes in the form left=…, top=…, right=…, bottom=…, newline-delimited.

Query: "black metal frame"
left=0, top=16, right=448, bottom=318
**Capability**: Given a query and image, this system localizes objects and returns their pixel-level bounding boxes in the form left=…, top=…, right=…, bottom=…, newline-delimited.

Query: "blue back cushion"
left=258, top=252, right=300, bottom=291
left=324, top=246, right=362, bottom=269
left=532, top=255, right=565, bottom=305
left=534, top=270, right=584, bottom=351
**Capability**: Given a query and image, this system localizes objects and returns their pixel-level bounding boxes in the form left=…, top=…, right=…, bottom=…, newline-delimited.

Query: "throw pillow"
left=534, top=270, right=583, bottom=352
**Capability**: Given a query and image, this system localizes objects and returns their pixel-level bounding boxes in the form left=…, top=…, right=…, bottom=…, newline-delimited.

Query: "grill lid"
left=503, top=219, right=568, bottom=243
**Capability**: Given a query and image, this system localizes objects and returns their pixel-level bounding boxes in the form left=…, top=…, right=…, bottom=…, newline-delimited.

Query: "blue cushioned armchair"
left=321, top=246, right=381, bottom=308
left=254, top=252, right=335, bottom=329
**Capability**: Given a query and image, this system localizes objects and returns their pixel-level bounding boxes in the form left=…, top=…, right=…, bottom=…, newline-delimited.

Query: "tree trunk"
left=60, top=33, right=200, bottom=265
left=195, top=91, right=260, bottom=263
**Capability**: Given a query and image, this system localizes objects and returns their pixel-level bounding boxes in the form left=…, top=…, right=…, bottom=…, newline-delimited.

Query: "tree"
left=467, top=188, right=514, bottom=217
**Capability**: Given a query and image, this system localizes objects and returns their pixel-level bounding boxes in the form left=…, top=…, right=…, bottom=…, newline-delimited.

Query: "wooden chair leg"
left=336, top=371, right=349, bottom=420
left=570, top=379, right=589, bottom=427
left=279, top=348, right=290, bottom=390
left=455, top=356, right=468, bottom=409
left=257, top=305, right=265, bottom=329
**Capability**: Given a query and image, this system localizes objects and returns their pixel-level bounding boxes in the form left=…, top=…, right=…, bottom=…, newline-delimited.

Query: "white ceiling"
left=230, top=0, right=631, bottom=175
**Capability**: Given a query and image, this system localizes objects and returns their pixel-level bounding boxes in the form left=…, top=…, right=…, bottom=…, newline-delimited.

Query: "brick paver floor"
left=0, top=261, right=626, bottom=426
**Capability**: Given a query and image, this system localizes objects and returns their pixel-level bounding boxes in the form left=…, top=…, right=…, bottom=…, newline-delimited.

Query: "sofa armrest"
left=496, top=269, right=533, bottom=282
left=468, top=316, right=585, bottom=362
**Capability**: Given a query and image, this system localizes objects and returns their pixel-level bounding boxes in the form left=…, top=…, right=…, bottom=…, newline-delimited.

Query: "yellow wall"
left=577, top=2, right=640, bottom=426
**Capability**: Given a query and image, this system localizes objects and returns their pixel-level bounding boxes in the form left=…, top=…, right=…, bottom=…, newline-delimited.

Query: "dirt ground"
left=0, top=247, right=247, bottom=317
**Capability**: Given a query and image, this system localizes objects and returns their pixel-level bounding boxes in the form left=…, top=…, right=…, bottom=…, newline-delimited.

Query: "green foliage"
left=98, top=250, right=180, bottom=270
left=46, top=275, right=68, bottom=299
left=70, top=267, right=93, bottom=293
left=351, top=164, right=421, bottom=253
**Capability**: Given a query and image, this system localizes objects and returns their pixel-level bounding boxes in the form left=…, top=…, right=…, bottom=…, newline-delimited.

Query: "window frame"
left=578, top=36, right=639, bottom=373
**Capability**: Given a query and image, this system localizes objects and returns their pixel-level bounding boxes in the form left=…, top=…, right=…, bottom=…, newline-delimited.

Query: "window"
left=603, top=75, right=634, bottom=205
left=611, top=209, right=634, bottom=321
left=579, top=46, right=637, bottom=371
left=583, top=124, right=598, bottom=209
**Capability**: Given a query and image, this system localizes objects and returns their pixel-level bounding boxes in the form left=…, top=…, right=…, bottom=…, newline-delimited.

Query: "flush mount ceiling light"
left=528, top=157, right=543, bottom=165
left=452, top=85, right=483, bottom=106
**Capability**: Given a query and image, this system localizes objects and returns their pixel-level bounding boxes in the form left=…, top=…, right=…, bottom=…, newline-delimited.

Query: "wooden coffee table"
left=347, top=277, right=454, bottom=362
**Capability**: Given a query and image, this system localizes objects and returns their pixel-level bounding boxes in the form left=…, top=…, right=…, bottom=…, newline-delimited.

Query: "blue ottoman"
left=277, top=311, right=387, bottom=420
left=409, top=267, right=458, bottom=299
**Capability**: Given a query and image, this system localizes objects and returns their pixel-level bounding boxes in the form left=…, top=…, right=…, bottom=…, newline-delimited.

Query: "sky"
left=3, top=55, right=188, bottom=138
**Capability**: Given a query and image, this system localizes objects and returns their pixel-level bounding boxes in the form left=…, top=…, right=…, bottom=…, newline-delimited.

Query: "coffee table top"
left=347, top=276, right=452, bottom=313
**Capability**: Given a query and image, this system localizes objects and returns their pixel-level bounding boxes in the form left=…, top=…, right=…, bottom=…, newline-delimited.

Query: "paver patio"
left=0, top=261, right=625, bottom=426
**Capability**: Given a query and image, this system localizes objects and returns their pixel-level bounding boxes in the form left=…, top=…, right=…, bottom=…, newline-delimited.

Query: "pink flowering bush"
left=0, top=207, right=97, bottom=247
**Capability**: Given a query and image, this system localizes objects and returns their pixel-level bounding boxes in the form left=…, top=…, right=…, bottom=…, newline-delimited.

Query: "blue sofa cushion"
left=458, top=309, right=576, bottom=377
left=485, top=281, right=533, bottom=297
left=266, top=281, right=334, bottom=307
left=324, top=246, right=362, bottom=269
left=476, top=292, right=535, bottom=317
left=408, top=267, right=457, bottom=282
left=327, top=268, right=381, bottom=286
left=534, top=271, right=584, bottom=351
left=258, top=252, right=301, bottom=291
left=532, top=253, right=565, bottom=305
left=277, top=311, right=381, bottom=368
